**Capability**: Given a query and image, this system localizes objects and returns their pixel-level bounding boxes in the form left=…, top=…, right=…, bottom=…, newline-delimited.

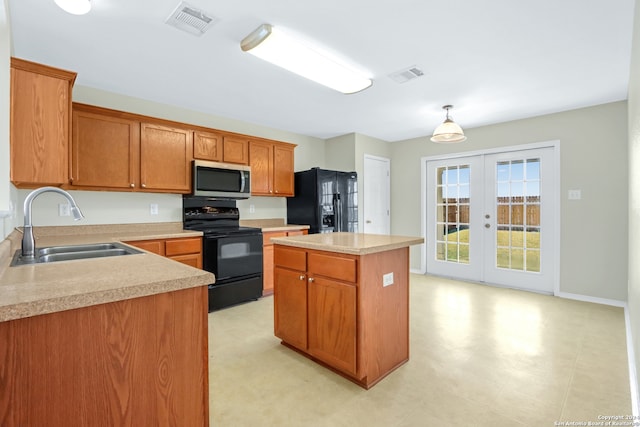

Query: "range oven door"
left=202, top=233, right=263, bottom=282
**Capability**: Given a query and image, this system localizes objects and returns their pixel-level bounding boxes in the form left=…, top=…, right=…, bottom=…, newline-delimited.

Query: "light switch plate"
left=150, top=203, right=159, bottom=215
left=568, top=189, right=581, bottom=200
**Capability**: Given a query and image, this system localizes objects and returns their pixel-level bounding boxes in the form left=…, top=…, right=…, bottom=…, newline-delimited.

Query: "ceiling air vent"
left=165, top=1, right=218, bottom=36
left=388, top=66, right=425, bottom=84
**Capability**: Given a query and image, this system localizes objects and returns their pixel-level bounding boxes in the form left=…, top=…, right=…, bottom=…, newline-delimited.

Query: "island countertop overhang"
left=270, top=232, right=424, bottom=255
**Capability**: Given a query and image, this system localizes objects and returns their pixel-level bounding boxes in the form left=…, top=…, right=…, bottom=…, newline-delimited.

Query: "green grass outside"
left=438, top=229, right=541, bottom=271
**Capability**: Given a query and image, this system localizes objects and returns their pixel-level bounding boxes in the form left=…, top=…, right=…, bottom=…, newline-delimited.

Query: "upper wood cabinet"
left=140, top=123, right=192, bottom=193
left=193, top=130, right=223, bottom=162
left=249, top=139, right=295, bottom=196
left=71, top=108, right=139, bottom=190
left=71, top=104, right=192, bottom=193
left=222, top=135, right=249, bottom=165
left=10, top=58, right=76, bottom=187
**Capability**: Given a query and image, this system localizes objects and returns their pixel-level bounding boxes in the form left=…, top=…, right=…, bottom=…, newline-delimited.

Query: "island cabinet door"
left=307, top=276, right=357, bottom=377
left=274, top=267, right=308, bottom=350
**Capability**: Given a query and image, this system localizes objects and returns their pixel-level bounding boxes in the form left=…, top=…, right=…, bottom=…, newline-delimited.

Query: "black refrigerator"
left=286, top=168, right=358, bottom=234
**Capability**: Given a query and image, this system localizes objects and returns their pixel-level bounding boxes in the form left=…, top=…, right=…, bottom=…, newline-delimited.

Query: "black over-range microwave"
left=192, top=160, right=251, bottom=199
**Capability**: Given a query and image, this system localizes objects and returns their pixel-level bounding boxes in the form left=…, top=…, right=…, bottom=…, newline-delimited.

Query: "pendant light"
left=431, top=105, right=467, bottom=143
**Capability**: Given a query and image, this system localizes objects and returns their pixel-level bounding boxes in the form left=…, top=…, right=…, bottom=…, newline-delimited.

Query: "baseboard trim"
left=555, top=291, right=626, bottom=307
left=624, top=305, right=640, bottom=417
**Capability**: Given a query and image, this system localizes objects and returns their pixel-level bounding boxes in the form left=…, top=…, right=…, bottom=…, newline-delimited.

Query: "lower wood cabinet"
left=0, top=286, right=209, bottom=426
left=262, top=229, right=307, bottom=296
left=273, top=244, right=410, bottom=389
left=125, top=236, right=202, bottom=269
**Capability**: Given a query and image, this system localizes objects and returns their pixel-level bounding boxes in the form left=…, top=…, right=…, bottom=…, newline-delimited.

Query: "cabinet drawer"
left=308, top=252, right=357, bottom=283
left=274, top=246, right=306, bottom=271
left=263, top=231, right=287, bottom=246
left=165, top=238, right=201, bottom=256
left=127, top=239, right=165, bottom=256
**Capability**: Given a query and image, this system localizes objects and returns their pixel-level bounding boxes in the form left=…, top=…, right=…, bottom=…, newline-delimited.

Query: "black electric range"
left=183, top=196, right=263, bottom=311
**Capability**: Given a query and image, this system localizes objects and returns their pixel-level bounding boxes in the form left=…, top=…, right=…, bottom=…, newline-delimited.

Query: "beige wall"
left=627, top=0, right=640, bottom=410
left=392, top=101, right=629, bottom=302
left=326, top=133, right=356, bottom=172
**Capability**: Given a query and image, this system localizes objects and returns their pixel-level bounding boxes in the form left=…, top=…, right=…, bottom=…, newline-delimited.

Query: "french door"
left=425, top=147, right=556, bottom=293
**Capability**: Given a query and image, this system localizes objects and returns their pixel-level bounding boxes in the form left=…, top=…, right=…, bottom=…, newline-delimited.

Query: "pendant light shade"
left=54, top=0, right=91, bottom=15
left=431, top=105, right=467, bottom=143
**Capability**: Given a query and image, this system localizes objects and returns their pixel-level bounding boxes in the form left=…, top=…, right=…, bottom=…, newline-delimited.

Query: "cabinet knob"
left=130, top=183, right=135, bottom=188
left=308, top=277, right=315, bottom=283
left=141, top=183, right=147, bottom=188
left=299, top=275, right=305, bottom=281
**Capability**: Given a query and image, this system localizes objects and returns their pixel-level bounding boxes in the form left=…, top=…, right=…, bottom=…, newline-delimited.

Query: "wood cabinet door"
left=307, top=276, right=357, bottom=376
left=274, top=267, right=308, bottom=350
left=10, top=60, right=75, bottom=186
left=222, top=136, right=249, bottom=165
left=140, top=123, right=192, bottom=193
left=71, top=109, right=139, bottom=189
left=273, top=144, right=295, bottom=196
left=249, top=140, right=273, bottom=195
left=193, top=130, right=222, bottom=162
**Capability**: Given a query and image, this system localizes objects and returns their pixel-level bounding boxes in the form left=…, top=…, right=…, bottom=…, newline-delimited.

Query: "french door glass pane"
left=436, top=165, right=470, bottom=264
left=494, top=158, right=541, bottom=272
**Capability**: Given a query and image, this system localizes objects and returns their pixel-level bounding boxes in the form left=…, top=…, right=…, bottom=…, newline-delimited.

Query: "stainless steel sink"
left=10, top=242, right=142, bottom=266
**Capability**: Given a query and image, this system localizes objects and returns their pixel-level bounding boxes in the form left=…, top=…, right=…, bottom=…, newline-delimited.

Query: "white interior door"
left=363, top=154, right=390, bottom=234
left=426, top=146, right=557, bottom=293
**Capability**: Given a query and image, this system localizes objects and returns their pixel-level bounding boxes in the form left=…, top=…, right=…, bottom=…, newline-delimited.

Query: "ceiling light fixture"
left=431, top=105, right=467, bottom=143
left=240, top=24, right=372, bottom=94
left=54, top=0, right=91, bottom=15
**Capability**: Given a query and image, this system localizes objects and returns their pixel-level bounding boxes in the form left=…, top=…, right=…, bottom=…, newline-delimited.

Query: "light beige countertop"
left=271, top=232, right=424, bottom=255
left=0, top=222, right=214, bottom=322
left=240, top=218, right=310, bottom=233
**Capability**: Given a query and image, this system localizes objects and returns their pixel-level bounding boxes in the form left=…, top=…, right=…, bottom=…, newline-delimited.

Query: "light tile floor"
left=209, top=274, right=632, bottom=426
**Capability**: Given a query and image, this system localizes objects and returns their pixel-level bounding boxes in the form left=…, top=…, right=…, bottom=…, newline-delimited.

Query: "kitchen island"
left=0, top=223, right=214, bottom=427
left=270, top=232, right=423, bottom=389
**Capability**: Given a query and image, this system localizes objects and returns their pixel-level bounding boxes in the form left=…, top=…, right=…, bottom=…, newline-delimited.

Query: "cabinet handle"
left=130, top=183, right=135, bottom=188
left=308, top=277, right=315, bottom=283
left=299, top=275, right=305, bottom=281
left=141, top=183, right=147, bottom=188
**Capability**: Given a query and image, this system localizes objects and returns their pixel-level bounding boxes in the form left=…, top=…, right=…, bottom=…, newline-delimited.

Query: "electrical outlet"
left=249, top=204, right=255, bottom=213
left=58, top=203, right=70, bottom=217
left=383, top=272, right=394, bottom=287
left=150, top=203, right=159, bottom=215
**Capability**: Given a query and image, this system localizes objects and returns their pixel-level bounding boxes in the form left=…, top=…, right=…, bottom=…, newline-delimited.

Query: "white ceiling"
left=7, top=0, right=636, bottom=142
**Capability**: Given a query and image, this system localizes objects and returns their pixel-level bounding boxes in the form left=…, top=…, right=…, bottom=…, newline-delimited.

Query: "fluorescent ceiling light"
left=241, top=24, right=372, bottom=94
left=54, top=0, right=91, bottom=15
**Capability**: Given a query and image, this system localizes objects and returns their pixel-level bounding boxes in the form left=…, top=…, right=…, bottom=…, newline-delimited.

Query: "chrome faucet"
left=21, top=187, right=84, bottom=258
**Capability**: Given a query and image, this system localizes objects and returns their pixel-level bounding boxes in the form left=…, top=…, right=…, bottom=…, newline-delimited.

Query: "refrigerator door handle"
left=335, top=193, right=342, bottom=232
